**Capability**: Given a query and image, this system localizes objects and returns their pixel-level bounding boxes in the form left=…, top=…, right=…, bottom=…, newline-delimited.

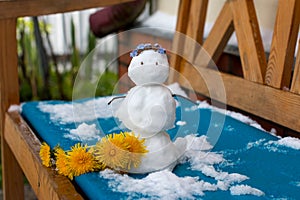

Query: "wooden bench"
left=0, top=0, right=132, bottom=199
left=1, top=0, right=300, bottom=199
left=170, top=0, right=300, bottom=135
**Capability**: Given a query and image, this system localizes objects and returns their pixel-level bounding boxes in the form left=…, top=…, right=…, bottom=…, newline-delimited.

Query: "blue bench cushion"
left=21, top=96, right=300, bottom=199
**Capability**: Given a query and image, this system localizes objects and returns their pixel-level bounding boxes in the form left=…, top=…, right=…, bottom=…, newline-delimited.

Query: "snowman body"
left=115, top=46, right=186, bottom=173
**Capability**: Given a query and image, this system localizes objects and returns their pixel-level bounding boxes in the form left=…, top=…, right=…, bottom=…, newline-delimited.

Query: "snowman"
left=112, top=43, right=186, bottom=173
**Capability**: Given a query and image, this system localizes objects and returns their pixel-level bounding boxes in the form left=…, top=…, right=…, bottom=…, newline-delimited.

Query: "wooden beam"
left=265, top=0, right=300, bottom=88
left=0, top=19, right=19, bottom=115
left=291, top=39, right=300, bottom=94
left=179, top=63, right=300, bottom=133
left=171, top=0, right=191, bottom=69
left=230, top=0, right=267, bottom=83
left=186, top=0, right=208, bottom=45
left=0, top=0, right=133, bottom=19
left=5, top=112, right=84, bottom=200
left=0, top=18, right=24, bottom=200
left=183, top=0, right=208, bottom=62
left=194, top=1, right=234, bottom=68
left=169, top=0, right=191, bottom=82
left=1, top=139, right=24, bottom=200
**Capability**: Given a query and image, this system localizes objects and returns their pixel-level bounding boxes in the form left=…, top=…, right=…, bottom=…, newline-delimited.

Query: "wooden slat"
left=194, top=1, right=234, bottom=68
left=1, top=138, right=24, bottom=200
left=183, top=0, right=208, bottom=62
left=179, top=64, right=300, bottom=132
left=0, top=0, right=132, bottom=19
left=0, top=18, right=24, bottom=200
left=265, top=0, right=300, bottom=88
left=174, top=0, right=191, bottom=37
left=230, top=0, right=267, bottom=83
left=171, top=0, right=191, bottom=69
left=186, top=0, right=208, bottom=45
left=291, top=39, right=300, bottom=94
left=169, top=0, right=191, bottom=83
left=5, top=111, right=84, bottom=200
left=0, top=19, right=19, bottom=117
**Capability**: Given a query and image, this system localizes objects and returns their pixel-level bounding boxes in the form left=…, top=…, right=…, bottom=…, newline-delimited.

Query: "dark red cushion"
left=89, top=0, right=147, bottom=38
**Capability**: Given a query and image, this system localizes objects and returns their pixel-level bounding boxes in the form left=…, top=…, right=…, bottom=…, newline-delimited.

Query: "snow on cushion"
left=21, top=96, right=300, bottom=199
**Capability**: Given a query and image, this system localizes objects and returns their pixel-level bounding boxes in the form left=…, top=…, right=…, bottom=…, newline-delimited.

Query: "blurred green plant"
left=0, top=16, right=118, bottom=190
left=17, top=16, right=118, bottom=101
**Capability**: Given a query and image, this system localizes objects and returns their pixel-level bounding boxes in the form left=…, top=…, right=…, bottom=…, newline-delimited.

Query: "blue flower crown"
left=130, top=43, right=166, bottom=58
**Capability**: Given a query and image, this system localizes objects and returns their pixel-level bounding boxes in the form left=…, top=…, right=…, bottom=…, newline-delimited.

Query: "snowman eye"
left=141, top=61, right=144, bottom=65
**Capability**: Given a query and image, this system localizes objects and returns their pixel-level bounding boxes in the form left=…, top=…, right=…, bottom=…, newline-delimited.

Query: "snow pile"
left=38, top=97, right=114, bottom=124
left=167, top=82, right=188, bottom=98
left=99, top=134, right=264, bottom=199
left=66, top=123, right=100, bottom=141
left=176, top=121, right=186, bottom=126
left=246, top=139, right=266, bottom=150
left=184, top=136, right=250, bottom=191
left=271, top=137, right=300, bottom=150
left=230, top=185, right=265, bottom=196
left=101, top=169, right=217, bottom=199
left=167, top=82, right=188, bottom=107
left=8, top=104, right=21, bottom=112
left=247, top=136, right=300, bottom=153
left=38, top=83, right=188, bottom=125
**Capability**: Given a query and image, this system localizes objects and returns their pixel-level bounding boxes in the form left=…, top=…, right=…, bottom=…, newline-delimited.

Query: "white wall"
left=156, top=0, right=278, bottom=30
left=156, top=0, right=179, bottom=15
left=206, top=0, right=278, bottom=30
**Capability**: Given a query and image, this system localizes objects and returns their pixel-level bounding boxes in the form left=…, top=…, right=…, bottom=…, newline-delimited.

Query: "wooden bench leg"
left=1, top=137, right=24, bottom=200
left=0, top=18, right=24, bottom=200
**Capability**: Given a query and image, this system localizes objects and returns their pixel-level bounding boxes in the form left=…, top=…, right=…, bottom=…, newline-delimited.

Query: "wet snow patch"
left=274, top=137, right=300, bottom=150
left=176, top=121, right=186, bottom=126
left=38, top=97, right=114, bottom=124
left=66, top=123, right=101, bottom=141
left=100, top=134, right=264, bottom=199
left=230, top=185, right=264, bottom=196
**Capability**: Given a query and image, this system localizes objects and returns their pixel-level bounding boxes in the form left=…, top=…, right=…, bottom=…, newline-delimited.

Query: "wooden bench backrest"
left=171, top=0, right=300, bottom=132
left=0, top=1, right=131, bottom=199
left=0, top=0, right=130, bottom=132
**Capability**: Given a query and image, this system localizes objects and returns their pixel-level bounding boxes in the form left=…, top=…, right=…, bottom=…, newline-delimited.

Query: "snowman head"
left=128, top=43, right=169, bottom=85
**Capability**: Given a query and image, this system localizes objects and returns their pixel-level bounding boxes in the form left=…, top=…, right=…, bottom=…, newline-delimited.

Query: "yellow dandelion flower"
left=123, top=132, right=148, bottom=169
left=124, top=132, right=148, bottom=154
left=93, top=133, right=130, bottom=170
left=55, top=147, right=70, bottom=178
left=39, top=142, right=52, bottom=167
left=67, top=143, right=100, bottom=179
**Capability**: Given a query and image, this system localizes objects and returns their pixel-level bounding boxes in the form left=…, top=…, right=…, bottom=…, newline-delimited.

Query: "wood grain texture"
left=183, top=0, right=208, bottom=62
left=265, top=0, right=300, bottom=88
left=179, top=64, right=300, bottom=132
left=169, top=0, right=191, bottom=83
left=0, top=19, right=19, bottom=118
left=186, top=0, right=208, bottom=45
left=5, top=111, right=84, bottom=200
left=0, top=1, right=131, bottom=199
left=291, top=39, right=300, bottom=94
left=230, top=0, right=267, bottom=83
left=174, top=0, right=300, bottom=133
left=0, top=18, right=24, bottom=200
left=0, top=0, right=133, bottom=19
left=1, top=138, right=24, bottom=200
left=194, top=1, right=234, bottom=68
